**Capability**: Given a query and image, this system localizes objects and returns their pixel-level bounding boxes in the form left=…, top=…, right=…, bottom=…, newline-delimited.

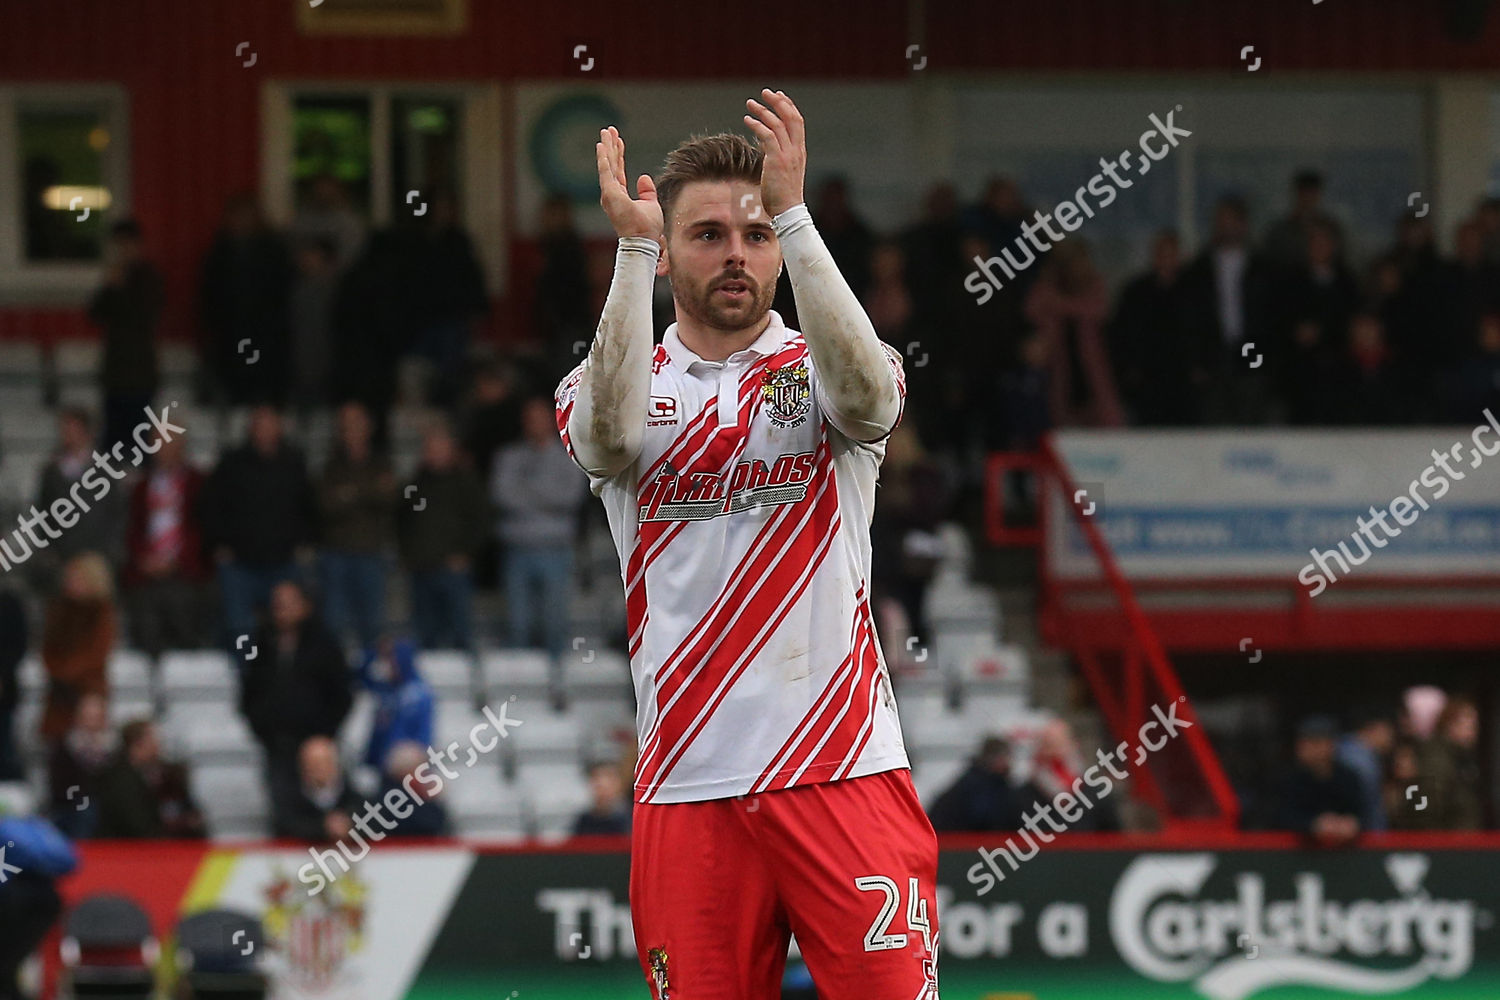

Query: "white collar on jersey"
left=662, top=310, right=790, bottom=373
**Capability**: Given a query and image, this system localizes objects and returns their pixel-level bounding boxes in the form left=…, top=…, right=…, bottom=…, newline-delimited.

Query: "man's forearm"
left=566, top=237, right=659, bottom=476
left=773, top=204, right=900, bottom=440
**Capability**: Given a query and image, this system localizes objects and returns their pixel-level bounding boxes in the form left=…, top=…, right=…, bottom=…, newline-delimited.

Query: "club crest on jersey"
left=647, top=947, right=671, bottom=999
left=761, top=362, right=810, bottom=428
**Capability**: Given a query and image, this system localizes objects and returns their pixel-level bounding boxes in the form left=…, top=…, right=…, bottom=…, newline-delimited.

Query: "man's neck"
left=675, top=312, right=771, bottom=363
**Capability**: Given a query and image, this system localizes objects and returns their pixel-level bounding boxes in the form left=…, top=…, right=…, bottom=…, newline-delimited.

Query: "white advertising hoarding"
left=1047, top=425, right=1500, bottom=582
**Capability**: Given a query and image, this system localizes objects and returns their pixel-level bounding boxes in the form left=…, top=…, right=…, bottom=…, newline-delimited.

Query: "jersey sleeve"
left=554, top=362, right=587, bottom=467
left=815, top=339, right=907, bottom=447
left=555, top=362, right=627, bottom=497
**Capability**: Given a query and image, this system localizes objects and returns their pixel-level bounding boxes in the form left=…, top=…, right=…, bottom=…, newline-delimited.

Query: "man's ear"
left=656, top=239, right=670, bottom=277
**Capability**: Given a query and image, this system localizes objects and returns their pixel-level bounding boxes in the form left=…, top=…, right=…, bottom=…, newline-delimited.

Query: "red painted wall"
left=1, top=0, right=1497, bottom=346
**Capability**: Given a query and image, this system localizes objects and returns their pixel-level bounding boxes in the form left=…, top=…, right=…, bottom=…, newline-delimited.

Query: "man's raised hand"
left=743, top=89, right=806, bottom=218
left=596, top=126, right=662, bottom=240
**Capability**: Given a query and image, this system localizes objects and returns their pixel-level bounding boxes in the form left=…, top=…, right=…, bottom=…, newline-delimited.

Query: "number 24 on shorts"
left=855, top=875, right=934, bottom=954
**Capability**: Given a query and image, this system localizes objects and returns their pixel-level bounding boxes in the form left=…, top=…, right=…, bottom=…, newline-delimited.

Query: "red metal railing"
left=985, top=441, right=1241, bottom=831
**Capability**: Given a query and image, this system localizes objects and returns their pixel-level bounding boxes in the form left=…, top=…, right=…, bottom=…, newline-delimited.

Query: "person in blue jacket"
left=0, top=811, right=78, bottom=1000
left=360, top=637, right=435, bottom=774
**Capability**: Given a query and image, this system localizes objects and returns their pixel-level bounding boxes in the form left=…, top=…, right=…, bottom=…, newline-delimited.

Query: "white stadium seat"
left=481, top=649, right=554, bottom=699
left=416, top=650, right=474, bottom=702
left=562, top=647, right=631, bottom=693
left=160, top=650, right=235, bottom=701
left=191, top=763, right=269, bottom=835
left=163, top=702, right=258, bottom=763
left=517, top=762, right=591, bottom=840
left=107, top=650, right=154, bottom=701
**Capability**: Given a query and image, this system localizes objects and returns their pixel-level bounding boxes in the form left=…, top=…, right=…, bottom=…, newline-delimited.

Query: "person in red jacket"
left=40, top=554, right=116, bottom=744
left=123, top=433, right=211, bottom=658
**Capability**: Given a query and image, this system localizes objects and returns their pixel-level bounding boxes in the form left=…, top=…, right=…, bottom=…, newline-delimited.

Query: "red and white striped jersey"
left=555, top=311, right=911, bottom=804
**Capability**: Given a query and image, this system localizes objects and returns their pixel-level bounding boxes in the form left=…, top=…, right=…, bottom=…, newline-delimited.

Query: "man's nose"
left=722, top=233, right=748, bottom=266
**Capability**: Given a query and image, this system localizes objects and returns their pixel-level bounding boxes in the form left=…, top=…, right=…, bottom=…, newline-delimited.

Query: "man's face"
left=300, top=739, right=338, bottom=786
left=271, top=583, right=308, bottom=631
left=662, top=179, right=781, bottom=335
left=249, top=407, right=281, bottom=454
left=1214, top=206, right=1248, bottom=246
left=422, top=431, right=454, bottom=470
left=131, top=725, right=161, bottom=766
left=59, top=415, right=90, bottom=453
left=1296, top=735, right=1335, bottom=773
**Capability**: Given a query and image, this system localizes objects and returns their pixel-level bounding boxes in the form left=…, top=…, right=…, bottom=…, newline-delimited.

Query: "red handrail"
left=988, top=440, right=1242, bottom=831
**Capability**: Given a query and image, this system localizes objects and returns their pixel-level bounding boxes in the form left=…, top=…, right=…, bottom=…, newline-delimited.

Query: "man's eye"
left=698, top=231, right=718, bottom=241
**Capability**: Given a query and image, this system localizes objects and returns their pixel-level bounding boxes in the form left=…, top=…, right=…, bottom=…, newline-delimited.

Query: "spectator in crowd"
left=1411, top=695, right=1484, bottom=830
left=1477, top=195, right=1500, bottom=267
left=399, top=422, right=489, bottom=651
left=1108, top=229, right=1198, bottom=425
left=900, top=182, right=966, bottom=341
left=90, top=218, right=164, bottom=454
left=46, top=692, right=114, bottom=838
left=535, top=193, right=592, bottom=371
left=1025, top=240, right=1125, bottom=428
left=0, top=809, right=76, bottom=1000
left=382, top=740, right=450, bottom=837
left=1260, top=169, right=1344, bottom=270
left=95, top=718, right=205, bottom=838
left=996, top=331, right=1052, bottom=452
left=34, top=407, right=128, bottom=583
left=1384, top=739, right=1426, bottom=830
left=870, top=426, right=948, bottom=666
left=1449, top=220, right=1500, bottom=354
left=1180, top=195, right=1273, bottom=423
left=1273, top=714, right=1364, bottom=844
left=199, top=193, right=294, bottom=406
left=864, top=240, right=915, bottom=350
left=1030, top=718, right=1120, bottom=832
left=491, top=396, right=588, bottom=688
left=360, top=637, right=434, bottom=775
left=1275, top=220, right=1359, bottom=424
left=963, top=176, right=1028, bottom=269
left=928, top=736, right=1038, bottom=833
left=1382, top=213, right=1453, bottom=419
left=410, top=188, right=489, bottom=405
left=288, top=236, right=340, bottom=417
left=459, top=358, right=522, bottom=495
left=1337, top=708, right=1394, bottom=833
left=202, top=405, right=316, bottom=647
left=122, top=433, right=210, bottom=659
left=1400, top=684, right=1446, bottom=741
left=572, top=759, right=632, bottom=836
left=1451, top=313, right=1500, bottom=421
left=1335, top=313, right=1404, bottom=425
left=0, top=587, right=27, bottom=781
left=239, top=580, right=351, bottom=781
left=330, top=229, right=408, bottom=452
left=40, top=553, right=115, bottom=744
left=272, top=735, right=361, bottom=842
left=289, top=173, right=367, bottom=273
left=918, top=232, right=992, bottom=459
left=317, top=402, right=396, bottom=650
left=813, top=176, right=875, bottom=302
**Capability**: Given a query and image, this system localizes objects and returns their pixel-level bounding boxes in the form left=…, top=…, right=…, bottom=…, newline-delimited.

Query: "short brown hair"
left=656, top=133, right=763, bottom=228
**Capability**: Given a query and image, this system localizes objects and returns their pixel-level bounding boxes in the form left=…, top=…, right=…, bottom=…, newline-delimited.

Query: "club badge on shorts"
left=647, top=947, right=671, bottom=999
left=761, top=362, right=811, bottom=428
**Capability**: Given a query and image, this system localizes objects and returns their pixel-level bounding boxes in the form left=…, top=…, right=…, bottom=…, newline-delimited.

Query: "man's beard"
left=672, top=267, right=776, bottom=334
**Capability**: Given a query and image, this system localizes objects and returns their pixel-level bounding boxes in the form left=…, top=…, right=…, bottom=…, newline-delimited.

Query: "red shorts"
left=630, top=768, right=940, bottom=1000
